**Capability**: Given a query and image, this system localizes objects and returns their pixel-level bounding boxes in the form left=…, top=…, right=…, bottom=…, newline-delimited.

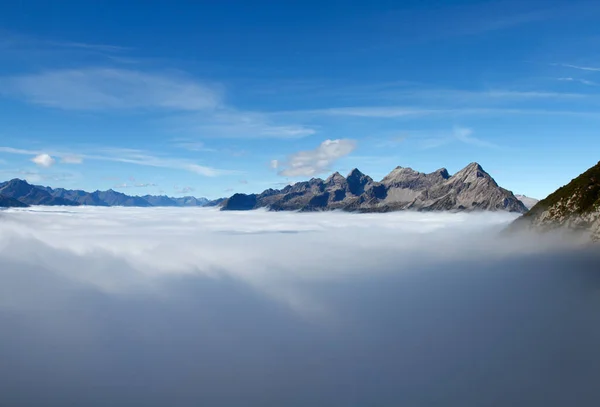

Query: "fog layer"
left=1, top=207, right=599, bottom=406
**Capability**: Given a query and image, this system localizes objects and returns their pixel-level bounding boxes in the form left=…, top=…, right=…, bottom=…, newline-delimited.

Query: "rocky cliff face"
left=511, top=161, right=600, bottom=241
left=221, top=162, right=527, bottom=213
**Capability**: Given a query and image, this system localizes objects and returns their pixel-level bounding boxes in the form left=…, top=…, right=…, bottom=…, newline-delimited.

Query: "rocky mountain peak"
left=221, top=162, right=526, bottom=214
left=346, top=168, right=373, bottom=195
left=326, top=172, right=346, bottom=184
left=347, top=168, right=365, bottom=178
left=436, top=168, right=450, bottom=179
left=381, top=167, right=417, bottom=183
left=451, top=162, right=494, bottom=184
left=2, top=178, right=32, bottom=193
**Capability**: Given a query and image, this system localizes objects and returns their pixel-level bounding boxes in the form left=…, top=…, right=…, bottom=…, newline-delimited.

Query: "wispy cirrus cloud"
left=172, top=140, right=217, bottom=152
left=276, top=139, right=357, bottom=177
left=0, top=168, right=78, bottom=183
left=89, top=147, right=236, bottom=177
left=0, top=145, right=237, bottom=177
left=1, top=67, right=317, bottom=139
left=558, top=77, right=598, bottom=86
left=279, top=105, right=599, bottom=119
left=417, top=127, right=499, bottom=150
left=0, top=31, right=130, bottom=53
left=176, top=109, right=316, bottom=139
left=557, top=63, right=600, bottom=72
left=2, top=68, right=222, bottom=111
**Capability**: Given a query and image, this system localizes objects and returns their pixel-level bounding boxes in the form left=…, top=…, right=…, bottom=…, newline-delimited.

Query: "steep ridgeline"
left=0, top=179, right=222, bottom=207
left=0, top=179, right=79, bottom=206
left=221, top=162, right=527, bottom=213
left=510, top=161, right=600, bottom=241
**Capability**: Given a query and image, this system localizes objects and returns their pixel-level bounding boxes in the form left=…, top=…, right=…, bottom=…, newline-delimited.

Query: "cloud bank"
left=0, top=207, right=599, bottom=406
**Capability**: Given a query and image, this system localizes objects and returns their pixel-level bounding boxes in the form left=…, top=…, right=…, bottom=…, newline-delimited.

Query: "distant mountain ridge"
left=510, top=161, right=600, bottom=241
left=221, top=162, right=528, bottom=213
left=0, top=179, right=223, bottom=208
left=515, top=195, right=539, bottom=210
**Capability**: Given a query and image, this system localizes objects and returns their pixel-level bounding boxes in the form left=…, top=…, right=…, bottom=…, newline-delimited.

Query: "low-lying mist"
left=1, top=207, right=599, bottom=406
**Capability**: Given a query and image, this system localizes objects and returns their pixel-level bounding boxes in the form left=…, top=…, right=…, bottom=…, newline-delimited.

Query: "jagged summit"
left=465, top=162, right=484, bottom=171
left=436, top=168, right=450, bottom=179
left=347, top=168, right=365, bottom=177
left=221, top=162, right=526, bottom=213
left=326, top=172, right=346, bottom=183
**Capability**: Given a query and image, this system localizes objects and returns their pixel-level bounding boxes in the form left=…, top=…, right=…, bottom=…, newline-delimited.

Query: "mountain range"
left=510, top=161, right=600, bottom=241
left=0, top=179, right=224, bottom=208
left=514, top=195, right=539, bottom=210
left=221, top=162, right=529, bottom=213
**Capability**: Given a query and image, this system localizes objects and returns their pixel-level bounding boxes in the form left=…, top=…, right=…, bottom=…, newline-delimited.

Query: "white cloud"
left=0, top=206, right=526, bottom=294
left=4, top=68, right=222, bottom=111
left=270, top=159, right=279, bottom=169
left=558, top=63, right=600, bottom=72
left=31, top=153, right=55, bottom=167
left=0, top=207, right=597, bottom=405
left=277, top=139, right=357, bottom=177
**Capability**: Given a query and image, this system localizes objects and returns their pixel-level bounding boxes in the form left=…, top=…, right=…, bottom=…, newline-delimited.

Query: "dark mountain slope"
left=0, top=179, right=79, bottom=206
left=511, top=161, right=600, bottom=240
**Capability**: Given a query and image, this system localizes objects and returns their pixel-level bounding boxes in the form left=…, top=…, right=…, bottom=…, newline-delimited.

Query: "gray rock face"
left=510, top=161, right=600, bottom=241
left=221, top=162, right=527, bottom=213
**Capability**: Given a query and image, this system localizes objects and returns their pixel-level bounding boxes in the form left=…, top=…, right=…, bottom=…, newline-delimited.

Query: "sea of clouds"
left=1, top=206, right=600, bottom=406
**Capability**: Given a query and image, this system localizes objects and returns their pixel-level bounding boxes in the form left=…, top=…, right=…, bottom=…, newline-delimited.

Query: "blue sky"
left=1, top=0, right=600, bottom=199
